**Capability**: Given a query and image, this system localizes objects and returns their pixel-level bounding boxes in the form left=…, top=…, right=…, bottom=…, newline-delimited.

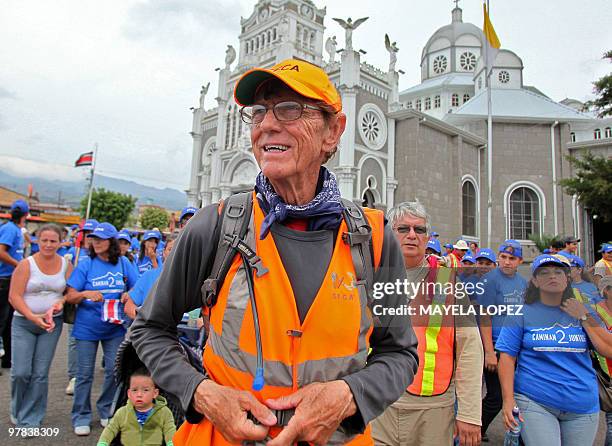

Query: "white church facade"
left=186, top=0, right=611, bottom=262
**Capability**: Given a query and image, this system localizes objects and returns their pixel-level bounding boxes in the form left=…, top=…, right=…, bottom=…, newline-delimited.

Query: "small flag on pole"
left=74, top=151, right=94, bottom=167
left=101, top=299, right=124, bottom=325
left=483, top=3, right=501, bottom=76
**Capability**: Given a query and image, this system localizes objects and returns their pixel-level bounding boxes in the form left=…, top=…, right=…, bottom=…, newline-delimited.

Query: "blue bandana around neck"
left=255, top=167, right=344, bottom=239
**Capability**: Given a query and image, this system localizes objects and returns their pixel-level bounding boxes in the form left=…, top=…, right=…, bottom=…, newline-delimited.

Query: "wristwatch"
left=579, top=314, right=588, bottom=322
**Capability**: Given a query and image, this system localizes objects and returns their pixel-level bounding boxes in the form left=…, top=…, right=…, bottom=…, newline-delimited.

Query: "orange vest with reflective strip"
left=174, top=194, right=384, bottom=446
left=407, top=266, right=455, bottom=396
left=446, top=253, right=459, bottom=269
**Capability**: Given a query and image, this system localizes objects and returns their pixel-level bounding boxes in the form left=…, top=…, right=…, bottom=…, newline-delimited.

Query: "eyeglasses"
left=393, top=225, right=428, bottom=235
left=240, top=101, right=326, bottom=125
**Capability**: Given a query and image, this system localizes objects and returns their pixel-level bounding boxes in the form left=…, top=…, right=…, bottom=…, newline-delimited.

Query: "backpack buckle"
left=225, top=203, right=245, bottom=219
left=201, top=278, right=218, bottom=307
left=342, top=227, right=372, bottom=246
left=345, top=205, right=363, bottom=220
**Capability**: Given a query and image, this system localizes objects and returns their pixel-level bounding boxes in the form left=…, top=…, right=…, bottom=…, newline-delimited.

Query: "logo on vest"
left=331, top=272, right=356, bottom=301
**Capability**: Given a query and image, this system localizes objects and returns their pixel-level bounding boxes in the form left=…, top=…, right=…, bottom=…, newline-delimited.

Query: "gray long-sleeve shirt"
left=130, top=202, right=418, bottom=433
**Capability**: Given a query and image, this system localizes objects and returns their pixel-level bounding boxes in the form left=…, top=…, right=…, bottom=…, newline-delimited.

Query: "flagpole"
left=485, top=0, right=493, bottom=247
left=84, top=143, right=98, bottom=221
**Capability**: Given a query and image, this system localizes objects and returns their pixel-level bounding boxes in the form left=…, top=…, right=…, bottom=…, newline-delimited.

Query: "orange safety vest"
left=407, top=266, right=455, bottom=396
left=174, top=194, right=384, bottom=446
left=446, top=253, right=459, bottom=269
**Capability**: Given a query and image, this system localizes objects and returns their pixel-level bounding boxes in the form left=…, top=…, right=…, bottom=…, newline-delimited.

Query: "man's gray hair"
left=387, top=201, right=432, bottom=234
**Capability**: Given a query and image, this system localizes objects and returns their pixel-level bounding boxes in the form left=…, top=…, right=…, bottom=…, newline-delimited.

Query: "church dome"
left=420, top=7, right=484, bottom=82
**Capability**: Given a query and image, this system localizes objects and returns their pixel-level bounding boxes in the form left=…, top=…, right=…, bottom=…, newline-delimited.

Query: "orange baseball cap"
left=234, top=58, right=342, bottom=112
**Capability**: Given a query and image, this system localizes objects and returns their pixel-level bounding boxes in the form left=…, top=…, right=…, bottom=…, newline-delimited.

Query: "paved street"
left=0, top=324, right=607, bottom=445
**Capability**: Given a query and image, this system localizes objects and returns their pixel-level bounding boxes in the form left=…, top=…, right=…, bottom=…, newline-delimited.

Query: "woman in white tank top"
left=8, top=224, right=73, bottom=428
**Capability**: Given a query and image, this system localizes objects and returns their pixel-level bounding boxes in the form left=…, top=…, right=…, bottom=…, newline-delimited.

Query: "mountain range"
left=0, top=170, right=187, bottom=210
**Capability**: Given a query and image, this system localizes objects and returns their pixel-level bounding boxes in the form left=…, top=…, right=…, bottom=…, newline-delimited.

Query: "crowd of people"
left=0, top=199, right=196, bottom=442
left=1, top=58, right=611, bottom=446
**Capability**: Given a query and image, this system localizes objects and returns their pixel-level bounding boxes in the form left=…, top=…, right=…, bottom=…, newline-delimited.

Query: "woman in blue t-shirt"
left=136, top=231, right=162, bottom=276
left=567, top=254, right=602, bottom=304
left=497, top=254, right=612, bottom=446
left=65, top=223, right=138, bottom=437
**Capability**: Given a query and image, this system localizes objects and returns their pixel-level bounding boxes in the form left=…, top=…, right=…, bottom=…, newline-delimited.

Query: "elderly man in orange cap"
left=131, top=59, right=419, bottom=446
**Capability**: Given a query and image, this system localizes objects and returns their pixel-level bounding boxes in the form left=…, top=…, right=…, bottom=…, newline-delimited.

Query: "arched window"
left=434, top=95, right=441, bottom=108
left=605, top=127, right=611, bottom=138
left=570, top=132, right=576, bottom=142
left=462, top=181, right=477, bottom=237
left=509, top=187, right=540, bottom=240
left=416, top=99, right=422, bottom=111
left=451, top=94, right=459, bottom=107
left=463, top=94, right=470, bottom=104
left=424, top=97, right=431, bottom=110
left=594, top=128, right=601, bottom=139
left=406, top=101, right=413, bottom=109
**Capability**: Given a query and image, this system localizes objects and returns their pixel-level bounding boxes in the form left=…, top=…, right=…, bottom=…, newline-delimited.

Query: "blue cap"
left=475, top=248, right=497, bottom=263
left=568, top=255, right=585, bottom=268
left=444, top=243, right=454, bottom=249
left=531, top=254, right=571, bottom=273
left=461, top=254, right=475, bottom=264
left=117, top=230, right=131, bottom=242
left=81, top=219, right=99, bottom=232
left=87, top=222, right=118, bottom=240
left=180, top=206, right=198, bottom=221
left=143, top=230, right=160, bottom=241
left=10, top=199, right=29, bottom=213
left=542, top=248, right=552, bottom=254
left=426, top=238, right=441, bottom=254
left=499, top=239, right=523, bottom=258
left=70, top=224, right=80, bottom=230
left=602, top=243, right=612, bottom=254
left=431, top=231, right=439, bottom=237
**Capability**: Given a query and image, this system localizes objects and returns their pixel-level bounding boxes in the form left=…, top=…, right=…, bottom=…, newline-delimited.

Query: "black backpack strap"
left=340, top=198, right=375, bottom=306
left=201, top=192, right=267, bottom=308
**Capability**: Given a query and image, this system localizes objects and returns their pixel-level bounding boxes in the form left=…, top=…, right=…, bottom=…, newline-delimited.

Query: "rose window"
left=433, top=55, right=448, bottom=74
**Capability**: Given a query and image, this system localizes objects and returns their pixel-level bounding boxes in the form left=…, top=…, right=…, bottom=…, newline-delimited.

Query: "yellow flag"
left=483, top=3, right=500, bottom=75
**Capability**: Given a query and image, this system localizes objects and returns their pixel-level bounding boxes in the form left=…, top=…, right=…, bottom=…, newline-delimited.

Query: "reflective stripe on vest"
left=407, top=266, right=455, bottom=396
left=573, top=288, right=588, bottom=304
left=447, top=254, right=459, bottom=268
left=176, top=193, right=384, bottom=446
left=594, top=302, right=612, bottom=377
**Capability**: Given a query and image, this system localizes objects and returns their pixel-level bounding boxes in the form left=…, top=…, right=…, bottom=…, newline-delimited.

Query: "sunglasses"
left=393, top=225, right=428, bottom=235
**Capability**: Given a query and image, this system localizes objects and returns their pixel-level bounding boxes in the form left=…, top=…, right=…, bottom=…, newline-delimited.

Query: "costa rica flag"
left=74, top=151, right=94, bottom=167
left=101, top=299, right=124, bottom=324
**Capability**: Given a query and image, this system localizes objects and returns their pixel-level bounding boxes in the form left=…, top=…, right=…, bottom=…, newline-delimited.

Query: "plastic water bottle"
left=503, top=406, right=523, bottom=446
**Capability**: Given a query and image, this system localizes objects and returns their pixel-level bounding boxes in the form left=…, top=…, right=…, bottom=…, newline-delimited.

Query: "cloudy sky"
left=1, top=0, right=610, bottom=190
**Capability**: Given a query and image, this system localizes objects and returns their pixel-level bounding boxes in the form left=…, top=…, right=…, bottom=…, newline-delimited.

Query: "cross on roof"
left=454, top=0, right=461, bottom=8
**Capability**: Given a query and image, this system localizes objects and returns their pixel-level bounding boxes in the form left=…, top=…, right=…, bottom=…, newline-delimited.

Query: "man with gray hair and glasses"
left=372, top=201, right=484, bottom=446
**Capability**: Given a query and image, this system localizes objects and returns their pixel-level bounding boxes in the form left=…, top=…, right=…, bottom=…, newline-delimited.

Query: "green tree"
left=140, top=207, right=169, bottom=230
left=80, top=188, right=137, bottom=229
left=585, top=50, right=612, bottom=117
left=560, top=152, right=612, bottom=222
